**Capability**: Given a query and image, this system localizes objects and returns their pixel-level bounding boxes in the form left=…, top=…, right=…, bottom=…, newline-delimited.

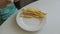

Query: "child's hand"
left=0, top=0, right=19, bottom=8
left=0, top=0, right=11, bottom=8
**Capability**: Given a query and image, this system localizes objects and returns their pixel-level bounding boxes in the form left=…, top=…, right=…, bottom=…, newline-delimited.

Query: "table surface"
left=0, top=0, right=60, bottom=34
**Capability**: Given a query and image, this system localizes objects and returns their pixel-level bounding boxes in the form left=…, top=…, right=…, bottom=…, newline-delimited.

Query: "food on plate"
left=20, top=8, right=47, bottom=19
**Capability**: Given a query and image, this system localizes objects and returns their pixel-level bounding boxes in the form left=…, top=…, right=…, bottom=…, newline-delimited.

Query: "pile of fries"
left=20, top=8, right=47, bottom=19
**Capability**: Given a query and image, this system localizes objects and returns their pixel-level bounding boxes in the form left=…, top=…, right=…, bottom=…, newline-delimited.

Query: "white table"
left=0, top=0, right=60, bottom=34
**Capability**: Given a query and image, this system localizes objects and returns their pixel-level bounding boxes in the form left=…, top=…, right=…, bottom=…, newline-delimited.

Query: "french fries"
left=20, top=8, right=47, bottom=19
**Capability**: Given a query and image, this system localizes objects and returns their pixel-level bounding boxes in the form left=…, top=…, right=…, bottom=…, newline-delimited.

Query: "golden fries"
left=20, top=8, right=47, bottom=19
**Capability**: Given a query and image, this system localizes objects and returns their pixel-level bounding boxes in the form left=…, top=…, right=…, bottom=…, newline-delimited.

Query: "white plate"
left=16, top=8, right=46, bottom=31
